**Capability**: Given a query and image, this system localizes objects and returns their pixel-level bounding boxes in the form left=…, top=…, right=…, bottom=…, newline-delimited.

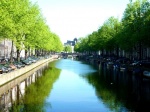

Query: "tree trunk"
left=10, top=41, right=14, bottom=63
left=25, top=49, right=28, bottom=59
left=17, top=49, right=20, bottom=62
left=28, top=47, right=30, bottom=57
left=35, top=49, right=37, bottom=56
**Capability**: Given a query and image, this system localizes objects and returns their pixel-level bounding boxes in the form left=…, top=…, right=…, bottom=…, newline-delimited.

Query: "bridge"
left=59, top=53, right=79, bottom=59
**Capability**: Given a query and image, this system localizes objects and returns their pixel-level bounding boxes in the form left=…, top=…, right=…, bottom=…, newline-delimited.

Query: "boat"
left=120, top=64, right=127, bottom=72
left=63, top=56, right=67, bottom=59
left=106, top=61, right=114, bottom=68
left=143, top=71, right=150, bottom=78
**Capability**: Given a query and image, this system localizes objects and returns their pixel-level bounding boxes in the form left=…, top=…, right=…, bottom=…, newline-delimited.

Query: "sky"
left=31, top=0, right=131, bottom=43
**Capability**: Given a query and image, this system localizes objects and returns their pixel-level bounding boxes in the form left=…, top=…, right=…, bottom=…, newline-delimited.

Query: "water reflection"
left=43, top=59, right=105, bottom=111
left=1, top=59, right=150, bottom=112
left=55, top=59, right=97, bottom=75
left=82, top=64, right=150, bottom=112
left=0, top=61, right=61, bottom=112
left=20, top=66, right=60, bottom=112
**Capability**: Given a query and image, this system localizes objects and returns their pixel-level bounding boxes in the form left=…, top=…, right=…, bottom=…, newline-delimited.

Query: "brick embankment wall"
left=0, top=56, right=57, bottom=86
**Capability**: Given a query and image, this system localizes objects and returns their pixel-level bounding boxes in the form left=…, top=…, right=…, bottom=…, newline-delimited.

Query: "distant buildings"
left=64, top=38, right=77, bottom=53
left=64, top=38, right=77, bottom=46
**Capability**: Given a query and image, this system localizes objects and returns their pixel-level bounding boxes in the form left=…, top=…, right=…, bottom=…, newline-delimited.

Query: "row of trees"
left=0, top=0, right=63, bottom=61
left=64, top=45, right=72, bottom=53
left=74, top=0, right=150, bottom=60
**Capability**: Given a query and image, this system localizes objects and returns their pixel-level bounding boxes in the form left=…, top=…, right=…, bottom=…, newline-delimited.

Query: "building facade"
left=64, top=38, right=77, bottom=53
left=0, top=39, right=25, bottom=59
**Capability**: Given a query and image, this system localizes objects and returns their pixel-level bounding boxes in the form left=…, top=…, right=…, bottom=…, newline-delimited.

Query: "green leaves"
left=64, top=45, right=72, bottom=53
left=75, top=0, right=150, bottom=55
left=0, top=0, right=63, bottom=56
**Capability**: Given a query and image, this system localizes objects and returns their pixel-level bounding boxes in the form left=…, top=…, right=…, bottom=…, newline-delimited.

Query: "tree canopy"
left=0, top=0, right=63, bottom=60
left=74, top=0, right=150, bottom=59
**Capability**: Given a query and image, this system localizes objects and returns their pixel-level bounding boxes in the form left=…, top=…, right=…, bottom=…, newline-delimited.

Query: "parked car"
left=0, top=64, right=9, bottom=73
left=13, top=61, right=22, bottom=69
left=13, top=61, right=25, bottom=68
left=21, top=59, right=31, bottom=65
left=27, top=57, right=36, bottom=63
left=134, top=60, right=150, bottom=68
left=116, top=57, right=131, bottom=64
left=3, top=63, right=17, bottom=71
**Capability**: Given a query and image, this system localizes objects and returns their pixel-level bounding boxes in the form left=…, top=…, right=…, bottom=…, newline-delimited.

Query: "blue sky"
left=31, top=0, right=131, bottom=43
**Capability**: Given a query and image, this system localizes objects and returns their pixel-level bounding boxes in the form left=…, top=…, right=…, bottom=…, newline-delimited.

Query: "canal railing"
left=0, top=55, right=58, bottom=86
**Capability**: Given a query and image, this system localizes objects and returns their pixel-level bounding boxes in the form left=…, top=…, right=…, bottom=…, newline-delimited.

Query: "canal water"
left=1, top=58, right=150, bottom=112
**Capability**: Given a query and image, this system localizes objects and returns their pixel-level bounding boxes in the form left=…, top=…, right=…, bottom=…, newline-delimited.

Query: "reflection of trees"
left=9, top=63, right=61, bottom=112
left=82, top=70, right=135, bottom=112
left=83, top=72, right=122, bottom=112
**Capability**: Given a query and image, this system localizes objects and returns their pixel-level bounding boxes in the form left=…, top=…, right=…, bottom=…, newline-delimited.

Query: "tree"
left=0, top=0, right=63, bottom=61
left=121, top=0, right=150, bottom=59
left=64, top=45, right=72, bottom=53
left=0, top=0, right=15, bottom=39
left=95, top=17, right=121, bottom=55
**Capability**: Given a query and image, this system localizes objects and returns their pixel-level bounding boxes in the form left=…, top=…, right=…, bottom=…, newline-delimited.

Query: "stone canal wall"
left=0, top=56, right=57, bottom=86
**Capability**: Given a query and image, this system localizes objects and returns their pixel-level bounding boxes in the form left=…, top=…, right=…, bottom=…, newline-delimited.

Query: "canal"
left=1, top=58, right=150, bottom=112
